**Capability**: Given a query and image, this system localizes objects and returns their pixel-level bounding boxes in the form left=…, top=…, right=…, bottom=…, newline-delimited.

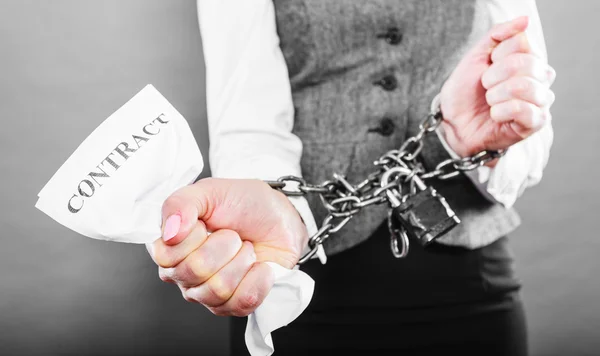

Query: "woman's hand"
left=146, top=178, right=308, bottom=316
left=439, top=16, right=556, bottom=160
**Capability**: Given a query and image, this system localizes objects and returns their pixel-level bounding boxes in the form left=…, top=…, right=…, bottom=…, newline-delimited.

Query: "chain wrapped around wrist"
left=267, top=106, right=507, bottom=264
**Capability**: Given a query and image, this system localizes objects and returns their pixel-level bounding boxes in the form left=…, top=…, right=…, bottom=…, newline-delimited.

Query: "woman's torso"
left=230, top=5, right=528, bottom=354
left=272, top=0, right=522, bottom=255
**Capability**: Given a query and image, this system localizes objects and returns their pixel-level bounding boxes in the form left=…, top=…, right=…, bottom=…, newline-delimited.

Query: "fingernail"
left=162, top=214, right=181, bottom=242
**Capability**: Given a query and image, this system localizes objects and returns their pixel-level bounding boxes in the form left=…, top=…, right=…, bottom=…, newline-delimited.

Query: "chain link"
left=269, top=105, right=507, bottom=264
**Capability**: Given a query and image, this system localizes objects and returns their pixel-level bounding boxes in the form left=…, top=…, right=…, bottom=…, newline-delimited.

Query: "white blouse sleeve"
left=439, top=0, right=554, bottom=208
left=196, top=0, right=324, bottom=261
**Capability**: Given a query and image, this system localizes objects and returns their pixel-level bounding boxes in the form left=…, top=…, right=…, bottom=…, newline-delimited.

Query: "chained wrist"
left=285, top=194, right=327, bottom=264
left=434, top=99, right=501, bottom=168
left=267, top=105, right=506, bottom=264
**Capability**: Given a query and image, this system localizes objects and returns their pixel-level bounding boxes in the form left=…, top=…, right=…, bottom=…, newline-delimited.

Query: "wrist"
left=431, top=88, right=498, bottom=168
left=438, top=119, right=469, bottom=157
left=278, top=191, right=327, bottom=264
left=436, top=99, right=499, bottom=168
left=439, top=120, right=499, bottom=168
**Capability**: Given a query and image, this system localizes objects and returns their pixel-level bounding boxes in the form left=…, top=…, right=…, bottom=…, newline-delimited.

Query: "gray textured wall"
left=0, top=1, right=597, bottom=355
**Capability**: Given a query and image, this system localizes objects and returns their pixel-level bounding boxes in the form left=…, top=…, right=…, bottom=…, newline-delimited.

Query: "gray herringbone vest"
left=273, top=0, right=522, bottom=256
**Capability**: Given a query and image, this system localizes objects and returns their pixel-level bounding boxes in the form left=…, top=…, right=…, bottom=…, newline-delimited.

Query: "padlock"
left=380, top=167, right=461, bottom=247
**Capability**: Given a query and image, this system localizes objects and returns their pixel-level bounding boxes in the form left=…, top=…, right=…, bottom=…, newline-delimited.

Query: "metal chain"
left=268, top=107, right=507, bottom=264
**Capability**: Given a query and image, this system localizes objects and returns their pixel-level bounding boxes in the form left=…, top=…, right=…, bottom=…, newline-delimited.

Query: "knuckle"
left=242, top=242, right=258, bottom=264
left=534, top=88, right=548, bottom=107
left=215, top=232, right=244, bottom=258
left=206, top=277, right=232, bottom=303
left=221, top=229, right=243, bottom=245
left=231, top=306, right=253, bottom=318
left=162, top=194, right=183, bottom=212
left=490, top=22, right=503, bottom=33
left=152, top=244, right=176, bottom=269
left=481, top=67, right=499, bottom=90
left=197, top=177, right=217, bottom=187
left=515, top=127, right=532, bottom=140
left=168, top=258, right=204, bottom=287
left=208, top=307, right=229, bottom=317
left=547, top=65, right=557, bottom=85
left=181, top=289, right=198, bottom=304
left=506, top=55, right=524, bottom=74
left=539, top=110, right=550, bottom=124
left=158, top=267, right=174, bottom=283
left=516, top=33, right=530, bottom=52
left=544, top=112, right=553, bottom=126
left=232, top=309, right=252, bottom=318
left=523, top=102, right=535, bottom=118
left=185, top=257, right=210, bottom=284
left=528, top=85, right=544, bottom=105
left=548, top=90, right=556, bottom=106
left=236, top=291, right=260, bottom=313
left=519, top=106, right=536, bottom=128
left=514, top=101, right=534, bottom=119
left=509, top=78, right=530, bottom=97
left=510, top=100, right=523, bottom=116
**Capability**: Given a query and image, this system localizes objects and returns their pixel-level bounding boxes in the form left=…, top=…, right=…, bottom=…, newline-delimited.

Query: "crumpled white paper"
left=35, top=84, right=314, bottom=356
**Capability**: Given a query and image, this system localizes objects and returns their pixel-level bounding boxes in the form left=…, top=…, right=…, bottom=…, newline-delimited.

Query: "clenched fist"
left=440, top=16, right=556, bottom=159
left=146, top=178, right=308, bottom=316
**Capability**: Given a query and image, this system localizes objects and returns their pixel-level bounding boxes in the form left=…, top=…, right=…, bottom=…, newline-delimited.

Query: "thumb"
left=476, top=16, right=529, bottom=56
left=160, top=179, right=219, bottom=246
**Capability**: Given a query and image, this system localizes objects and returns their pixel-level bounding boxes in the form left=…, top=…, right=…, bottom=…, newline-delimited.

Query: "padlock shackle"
left=380, top=166, right=428, bottom=192
left=380, top=166, right=413, bottom=187
left=379, top=167, right=411, bottom=207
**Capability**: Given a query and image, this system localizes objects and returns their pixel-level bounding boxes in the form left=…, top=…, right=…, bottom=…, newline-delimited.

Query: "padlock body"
left=392, top=186, right=460, bottom=246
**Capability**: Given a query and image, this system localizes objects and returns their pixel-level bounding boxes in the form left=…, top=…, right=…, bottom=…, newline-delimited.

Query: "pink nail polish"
left=162, top=214, right=181, bottom=242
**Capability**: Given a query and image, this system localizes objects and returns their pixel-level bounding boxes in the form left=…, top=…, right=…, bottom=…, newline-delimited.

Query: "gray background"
left=0, top=1, right=597, bottom=355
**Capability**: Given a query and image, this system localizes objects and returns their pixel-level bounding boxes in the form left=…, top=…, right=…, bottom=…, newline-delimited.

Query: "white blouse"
left=196, top=0, right=554, bottom=260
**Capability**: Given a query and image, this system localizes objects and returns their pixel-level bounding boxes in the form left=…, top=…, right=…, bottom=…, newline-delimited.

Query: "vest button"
left=369, top=118, right=396, bottom=136
left=375, top=75, right=398, bottom=91
left=378, top=28, right=403, bottom=45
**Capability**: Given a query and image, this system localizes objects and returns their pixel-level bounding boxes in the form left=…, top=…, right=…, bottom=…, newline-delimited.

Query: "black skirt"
left=230, top=222, right=527, bottom=356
